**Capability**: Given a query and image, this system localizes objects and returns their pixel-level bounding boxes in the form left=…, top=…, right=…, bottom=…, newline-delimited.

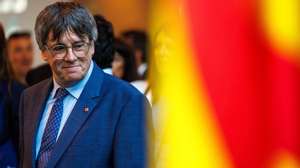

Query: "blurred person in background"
left=112, top=38, right=139, bottom=82
left=93, top=14, right=115, bottom=75
left=7, top=31, right=34, bottom=85
left=121, top=30, right=148, bottom=79
left=0, top=23, right=24, bottom=168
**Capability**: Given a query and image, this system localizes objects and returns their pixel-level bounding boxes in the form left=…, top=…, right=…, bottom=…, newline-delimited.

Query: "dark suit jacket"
left=19, top=64, right=150, bottom=168
left=26, top=64, right=52, bottom=86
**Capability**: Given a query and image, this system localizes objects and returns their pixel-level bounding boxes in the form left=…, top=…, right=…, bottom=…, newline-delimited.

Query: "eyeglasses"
left=45, top=41, right=91, bottom=59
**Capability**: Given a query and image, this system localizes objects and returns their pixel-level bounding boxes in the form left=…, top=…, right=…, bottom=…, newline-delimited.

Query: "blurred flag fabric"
left=149, top=0, right=300, bottom=168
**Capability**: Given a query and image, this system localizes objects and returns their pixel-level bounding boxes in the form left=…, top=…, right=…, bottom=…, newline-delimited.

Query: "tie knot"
left=54, top=88, right=68, bottom=99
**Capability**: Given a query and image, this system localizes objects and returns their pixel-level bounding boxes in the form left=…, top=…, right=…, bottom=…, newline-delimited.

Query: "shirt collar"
left=51, top=61, right=94, bottom=100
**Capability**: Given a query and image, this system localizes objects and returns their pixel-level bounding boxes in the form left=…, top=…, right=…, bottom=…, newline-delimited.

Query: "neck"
left=53, top=76, right=78, bottom=88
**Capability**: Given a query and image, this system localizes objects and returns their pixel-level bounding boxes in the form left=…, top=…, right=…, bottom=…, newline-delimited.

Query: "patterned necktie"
left=37, top=88, right=69, bottom=168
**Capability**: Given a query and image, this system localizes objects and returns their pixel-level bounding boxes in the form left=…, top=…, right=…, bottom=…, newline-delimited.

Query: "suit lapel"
left=27, top=79, right=53, bottom=168
left=48, top=65, right=105, bottom=167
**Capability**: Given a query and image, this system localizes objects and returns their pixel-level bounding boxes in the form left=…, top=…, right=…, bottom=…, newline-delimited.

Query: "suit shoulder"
left=22, top=78, right=51, bottom=96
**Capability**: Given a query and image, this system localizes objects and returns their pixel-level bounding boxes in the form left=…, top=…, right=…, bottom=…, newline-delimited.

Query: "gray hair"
left=34, top=2, right=98, bottom=50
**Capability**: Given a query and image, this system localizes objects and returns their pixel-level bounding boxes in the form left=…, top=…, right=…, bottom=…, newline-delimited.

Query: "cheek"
left=8, top=54, right=18, bottom=63
left=112, top=61, right=117, bottom=69
left=118, top=62, right=125, bottom=70
left=14, top=58, right=23, bottom=67
left=25, top=53, right=33, bottom=61
left=79, top=57, right=91, bottom=70
left=113, top=58, right=124, bottom=68
left=50, top=60, right=62, bottom=74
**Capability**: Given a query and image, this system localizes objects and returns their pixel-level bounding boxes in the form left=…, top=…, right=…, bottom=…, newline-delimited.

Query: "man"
left=7, top=31, right=33, bottom=85
left=19, top=2, right=150, bottom=168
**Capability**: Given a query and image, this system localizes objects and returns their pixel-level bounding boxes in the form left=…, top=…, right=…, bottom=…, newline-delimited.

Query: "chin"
left=67, top=75, right=83, bottom=81
left=70, top=73, right=86, bottom=80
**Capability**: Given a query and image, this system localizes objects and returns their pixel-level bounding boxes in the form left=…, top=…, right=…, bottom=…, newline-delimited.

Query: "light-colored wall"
left=84, top=0, right=148, bottom=36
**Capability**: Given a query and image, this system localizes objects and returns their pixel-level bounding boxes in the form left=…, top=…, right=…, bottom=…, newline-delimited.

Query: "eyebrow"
left=48, top=40, right=86, bottom=47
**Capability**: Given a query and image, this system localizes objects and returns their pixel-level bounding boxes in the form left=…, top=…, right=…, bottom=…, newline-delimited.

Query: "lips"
left=21, top=60, right=32, bottom=66
left=62, top=65, right=81, bottom=72
left=63, top=65, right=79, bottom=68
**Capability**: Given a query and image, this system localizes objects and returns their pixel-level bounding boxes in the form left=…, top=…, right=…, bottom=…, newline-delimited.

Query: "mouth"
left=62, top=65, right=81, bottom=72
left=21, top=61, right=32, bottom=66
left=62, top=65, right=80, bottom=68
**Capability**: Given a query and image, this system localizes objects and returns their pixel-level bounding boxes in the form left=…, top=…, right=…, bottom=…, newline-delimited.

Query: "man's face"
left=42, top=31, right=94, bottom=87
left=7, top=37, right=33, bottom=78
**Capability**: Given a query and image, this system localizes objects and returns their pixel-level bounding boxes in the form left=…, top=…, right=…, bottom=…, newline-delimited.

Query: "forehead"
left=47, top=30, right=88, bottom=45
left=8, top=37, right=32, bottom=47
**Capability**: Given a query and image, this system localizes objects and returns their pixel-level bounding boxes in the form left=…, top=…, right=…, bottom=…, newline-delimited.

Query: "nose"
left=64, top=47, right=77, bottom=62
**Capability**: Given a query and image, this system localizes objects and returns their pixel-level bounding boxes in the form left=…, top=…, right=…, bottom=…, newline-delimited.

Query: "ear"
left=87, top=42, right=95, bottom=59
left=41, top=51, right=49, bottom=61
left=90, top=42, right=95, bottom=56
